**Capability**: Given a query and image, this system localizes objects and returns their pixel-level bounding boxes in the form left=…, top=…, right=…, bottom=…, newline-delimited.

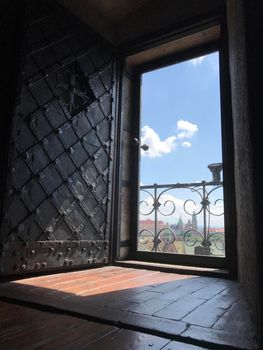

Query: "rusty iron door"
left=0, top=1, right=116, bottom=275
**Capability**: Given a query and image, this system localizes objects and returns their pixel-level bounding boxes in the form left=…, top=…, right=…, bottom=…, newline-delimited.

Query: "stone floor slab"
left=0, top=266, right=256, bottom=349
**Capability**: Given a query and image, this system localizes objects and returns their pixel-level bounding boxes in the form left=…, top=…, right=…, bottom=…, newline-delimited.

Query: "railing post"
left=203, top=183, right=207, bottom=247
left=193, top=181, right=211, bottom=256
left=153, top=183, right=158, bottom=252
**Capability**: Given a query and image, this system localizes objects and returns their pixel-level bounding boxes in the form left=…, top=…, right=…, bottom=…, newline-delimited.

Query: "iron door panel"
left=0, top=1, right=116, bottom=275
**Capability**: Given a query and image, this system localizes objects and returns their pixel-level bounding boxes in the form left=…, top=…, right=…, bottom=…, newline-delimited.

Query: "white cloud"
left=182, top=141, right=191, bottom=148
left=141, top=120, right=198, bottom=158
left=141, top=125, right=176, bottom=158
left=177, top=120, right=198, bottom=139
left=190, top=56, right=205, bottom=66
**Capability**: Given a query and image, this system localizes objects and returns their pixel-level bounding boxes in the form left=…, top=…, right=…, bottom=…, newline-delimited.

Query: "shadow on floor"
left=0, top=266, right=257, bottom=350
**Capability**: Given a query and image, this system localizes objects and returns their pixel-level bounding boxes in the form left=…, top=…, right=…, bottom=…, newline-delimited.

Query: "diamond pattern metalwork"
left=56, top=62, right=95, bottom=116
left=0, top=0, right=115, bottom=275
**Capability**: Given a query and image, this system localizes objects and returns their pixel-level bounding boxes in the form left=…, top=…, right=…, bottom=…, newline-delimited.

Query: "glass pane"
left=138, top=52, right=225, bottom=257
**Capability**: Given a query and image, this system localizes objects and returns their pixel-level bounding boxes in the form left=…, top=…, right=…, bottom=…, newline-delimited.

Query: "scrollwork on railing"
left=139, top=189, right=156, bottom=216
left=138, top=229, right=155, bottom=251
left=138, top=167, right=225, bottom=256
left=208, top=231, right=225, bottom=251
left=183, top=229, right=204, bottom=247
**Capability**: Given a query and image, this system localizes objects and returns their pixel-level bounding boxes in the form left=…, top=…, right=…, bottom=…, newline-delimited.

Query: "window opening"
left=137, top=52, right=225, bottom=258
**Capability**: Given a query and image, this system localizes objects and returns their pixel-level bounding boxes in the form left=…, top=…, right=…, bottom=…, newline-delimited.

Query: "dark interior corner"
left=0, top=0, right=262, bottom=349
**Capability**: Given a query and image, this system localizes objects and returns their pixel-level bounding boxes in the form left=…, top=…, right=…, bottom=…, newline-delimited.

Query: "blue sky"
left=140, top=52, right=222, bottom=185
left=139, top=52, right=224, bottom=228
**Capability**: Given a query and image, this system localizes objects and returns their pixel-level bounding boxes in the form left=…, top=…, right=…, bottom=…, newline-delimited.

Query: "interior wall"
left=243, top=0, right=263, bottom=345
left=227, top=0, right=262, bottom=342
left=58, top=0, right=224, bottom=46
left=56, top=0, right=117, bottom=44
left=115, top=0, right=224, bottom=45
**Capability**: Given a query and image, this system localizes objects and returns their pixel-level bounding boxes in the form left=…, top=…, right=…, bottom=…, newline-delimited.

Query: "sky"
left=139, top=52, right=224, bottom=227
left=140, top=51, right=222, bottom=184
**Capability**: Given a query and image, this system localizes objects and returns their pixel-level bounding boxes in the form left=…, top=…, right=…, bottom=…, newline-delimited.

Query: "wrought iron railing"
left=138, top=163, right=225, bottom=256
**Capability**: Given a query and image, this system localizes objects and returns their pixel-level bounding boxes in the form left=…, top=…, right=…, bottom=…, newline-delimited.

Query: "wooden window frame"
left=113, top=13, right=237, bottom=277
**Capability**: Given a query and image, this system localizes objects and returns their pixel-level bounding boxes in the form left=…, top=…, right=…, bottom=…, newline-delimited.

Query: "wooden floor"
left=0, top=266, right=257, bottom=350
left=0, top=301, right=211, bottom=350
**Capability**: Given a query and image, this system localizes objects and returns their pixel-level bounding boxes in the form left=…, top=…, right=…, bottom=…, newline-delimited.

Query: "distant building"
left=139, top=218, right=167, bottom=232
left=209, top=227, right=225, bottom=233
left=170, top=215, right=184, bottom=236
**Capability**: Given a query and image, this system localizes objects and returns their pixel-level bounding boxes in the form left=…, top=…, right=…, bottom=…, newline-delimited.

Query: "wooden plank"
left=182, top=325, right=257, bottom=350
left=162, top=341, right=210, bottom=350
left=80, top=329, right=170, bottom=350
left=182, top=301, right=226, bottom=328
left=153, top=297, right=206, bottom=320
left=0, top=301, right=118, bottom=350
left=126, top=297, right=172, bottom=315
left=0, top=301, right=207, bottom=350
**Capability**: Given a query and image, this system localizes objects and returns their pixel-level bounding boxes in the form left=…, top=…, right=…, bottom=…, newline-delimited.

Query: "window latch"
left=133, top=138, right=149, bottom=151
